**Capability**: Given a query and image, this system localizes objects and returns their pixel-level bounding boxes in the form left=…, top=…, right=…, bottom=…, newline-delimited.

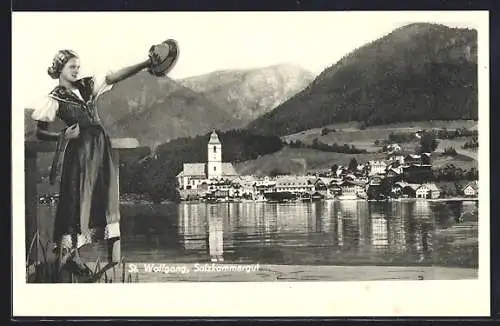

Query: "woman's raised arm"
left=104, top=59, right=151, bottom=85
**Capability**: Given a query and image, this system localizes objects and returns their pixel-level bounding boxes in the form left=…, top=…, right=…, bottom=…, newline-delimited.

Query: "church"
left=176, top=130, right=239, bottom=190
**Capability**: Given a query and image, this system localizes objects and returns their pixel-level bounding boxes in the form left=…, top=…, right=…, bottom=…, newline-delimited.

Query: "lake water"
left=40, top=200, right=478, bottom=269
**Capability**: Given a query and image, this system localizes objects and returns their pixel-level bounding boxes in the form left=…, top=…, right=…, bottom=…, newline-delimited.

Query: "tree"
left=270, top=168, right=288, bottom=177
left=348, top=158, right=358, bottom=171
left=379, top=178, right=394, bottom=198
left=442, top=147, right=458, bottom=156
left=419, top=131, right=439, bottom=153
left=330, top=164, right=339, bottom=173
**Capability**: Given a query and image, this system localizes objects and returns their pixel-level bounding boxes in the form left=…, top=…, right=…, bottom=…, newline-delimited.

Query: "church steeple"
left=207, top=130, right=222, bottom=180
left=208, top=130, right=221, bottom=144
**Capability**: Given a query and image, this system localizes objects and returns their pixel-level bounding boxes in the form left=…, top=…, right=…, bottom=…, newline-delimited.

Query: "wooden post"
left=25, top=148, right=39, bottom=266
left=109, top=138, right=139, bottom=263
left=109, top=147, right=121, bottom=263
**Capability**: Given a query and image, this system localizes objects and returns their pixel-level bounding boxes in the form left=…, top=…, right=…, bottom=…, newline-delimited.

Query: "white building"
left=386, top=143, right=402, bottom=154
left=463, top=181, right=479, bottom=197
left=368, top=160, right=387, bottom=176
left=416, top=183, right=441, bottom=199
left=388, top=154, right=405, bottom=165
left=340, top=180, right=366, bottom=196
left=177, top=131, right=239, bottom=190
left=275, top=176, right=314, bottom=193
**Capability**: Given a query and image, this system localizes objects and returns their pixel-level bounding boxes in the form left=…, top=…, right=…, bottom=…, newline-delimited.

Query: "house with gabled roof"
left=400, top=183, right=421, bottom=198
left=416, top=183, right=441, bottom=199
left=463, top=181, right=479, bottom=197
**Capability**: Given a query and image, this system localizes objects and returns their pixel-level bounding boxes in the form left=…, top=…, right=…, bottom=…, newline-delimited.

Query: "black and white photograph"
left=12, top=11, right=489, bottom=316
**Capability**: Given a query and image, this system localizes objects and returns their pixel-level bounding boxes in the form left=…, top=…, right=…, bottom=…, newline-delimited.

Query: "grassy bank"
left=234, top=145, right=477, bottom=176
left=282, top=120, right=478, bottom=151
left=234, top=146, right=388, bottom=176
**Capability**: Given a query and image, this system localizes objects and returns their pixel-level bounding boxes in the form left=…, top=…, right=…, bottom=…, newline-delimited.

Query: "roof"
left=402, top=183, right=421, bottom=191
left=179, top=162, right=238, bottom=177
left=328, top=182, right=342, bottom=188
left=341, top=180, right=366, bottom=187
left=465, top=181, right=479, bottom=191
left=388, top=167, right=402, bottom=174
left=276, top=176, right=312, bottom=186
left=318, top=177, right=334, bottom=184
left=208, top=131, right=221, bottom=144
left=417, top=183, right=440, bottom=192
left=221, top=163, right=238, bottom=176
left=426, top=183, right=440, bottom=191
left=369, top=160, right=387, bottom=165
left=182, top=163, right=206, bottom=176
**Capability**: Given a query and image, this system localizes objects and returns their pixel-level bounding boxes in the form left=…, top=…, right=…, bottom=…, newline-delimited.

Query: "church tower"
left=207, top=130, right=222, bottom=180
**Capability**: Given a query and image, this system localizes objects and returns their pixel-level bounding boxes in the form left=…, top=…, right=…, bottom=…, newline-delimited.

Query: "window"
left=213, top=146, right=217, bottom=153
left=214, top=166, right=216, bottom=171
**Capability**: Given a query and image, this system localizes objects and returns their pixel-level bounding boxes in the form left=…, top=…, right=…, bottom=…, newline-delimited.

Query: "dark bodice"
left=49, top=77, right=103, bottom=129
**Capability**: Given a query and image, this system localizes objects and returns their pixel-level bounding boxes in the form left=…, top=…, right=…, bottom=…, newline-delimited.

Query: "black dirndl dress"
left=37, top=77, right=121, bottom=252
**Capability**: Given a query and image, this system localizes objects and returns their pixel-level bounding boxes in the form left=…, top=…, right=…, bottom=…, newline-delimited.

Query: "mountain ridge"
left=178, top=63, right=315, bottom=128
left=246, top=23, right=478, bottom=136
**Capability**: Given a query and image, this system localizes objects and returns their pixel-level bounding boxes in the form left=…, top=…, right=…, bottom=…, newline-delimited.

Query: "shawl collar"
left=48, top=77, right=94, bottom=105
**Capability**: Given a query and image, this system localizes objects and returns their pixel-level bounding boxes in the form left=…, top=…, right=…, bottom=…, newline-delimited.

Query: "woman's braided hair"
left=47, top=49, right=79, bottom=79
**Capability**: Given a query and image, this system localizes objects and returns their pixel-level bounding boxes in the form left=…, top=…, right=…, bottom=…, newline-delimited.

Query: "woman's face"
left=60, top=57, right=80, bottom=82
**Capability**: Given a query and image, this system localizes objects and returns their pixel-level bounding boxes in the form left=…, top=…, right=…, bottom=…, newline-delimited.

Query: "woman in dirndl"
left=31, top=49, right=153, bottom=277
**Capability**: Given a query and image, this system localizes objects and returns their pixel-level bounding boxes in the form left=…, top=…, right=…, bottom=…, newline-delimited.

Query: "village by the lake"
left=174, top=130, right=478, bottom=204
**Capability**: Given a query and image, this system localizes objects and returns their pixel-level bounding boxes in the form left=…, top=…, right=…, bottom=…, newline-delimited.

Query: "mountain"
left=95, top=71, right=235, bottom=147
left=246, top=23, right=478, bottom=136
left=179, top=64, right=315, bottom=128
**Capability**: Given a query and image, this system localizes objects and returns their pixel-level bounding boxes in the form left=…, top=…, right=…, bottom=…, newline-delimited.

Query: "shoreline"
left=79, top=262, right=478, bottom=282
left=122, top=197, right=478, bottom=205
left=40, top=197, right=478, bottom=207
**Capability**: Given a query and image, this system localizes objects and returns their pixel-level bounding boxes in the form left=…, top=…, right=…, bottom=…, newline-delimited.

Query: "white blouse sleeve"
left=92, top=71, right=114, bottom=98
left=31, top=96, right=59, bottom=122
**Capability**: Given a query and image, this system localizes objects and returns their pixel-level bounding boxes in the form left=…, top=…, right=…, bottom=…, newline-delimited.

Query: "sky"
left=12, top=11, right=481, bottom=111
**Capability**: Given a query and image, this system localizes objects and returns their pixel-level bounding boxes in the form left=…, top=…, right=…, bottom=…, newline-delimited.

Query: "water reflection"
left=64, top=200, right=478, bottom=268
left=180, top=203, right=205, bottom=250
